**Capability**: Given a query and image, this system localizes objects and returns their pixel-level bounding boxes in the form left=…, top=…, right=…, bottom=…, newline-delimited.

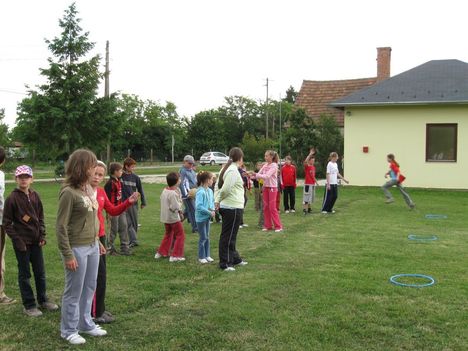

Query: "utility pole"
left=279, top=97, right=282, bottom=159
left=265, top=78, right=269, bottom=139
left=104, top=41, right=111, bottom=164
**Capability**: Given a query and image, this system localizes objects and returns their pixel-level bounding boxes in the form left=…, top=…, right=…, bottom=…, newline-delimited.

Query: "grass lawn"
left=0, top=182, right=466, bottom=350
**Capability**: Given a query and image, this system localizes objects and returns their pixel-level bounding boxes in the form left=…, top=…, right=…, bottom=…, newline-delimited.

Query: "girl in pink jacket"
left=252, top=151, right=283, bottom=232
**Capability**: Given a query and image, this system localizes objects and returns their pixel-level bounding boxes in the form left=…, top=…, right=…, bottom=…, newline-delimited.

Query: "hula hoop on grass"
left=408, top=234, right=438, bottom=241
left=389, top=274, right=435, bottom=288
left=425, top=214, right=447, bottom=219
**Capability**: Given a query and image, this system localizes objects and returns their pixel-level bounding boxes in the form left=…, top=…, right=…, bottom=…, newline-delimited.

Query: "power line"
left=0, top=89, right=27, bottom=95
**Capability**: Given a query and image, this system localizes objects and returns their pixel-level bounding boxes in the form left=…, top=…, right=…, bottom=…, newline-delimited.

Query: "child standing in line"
left=3, top=165, right=59, bottom=317
left=303, top=151, right=317, bottom=215
left=121, top=157, right=146, bottom=248
left=104, top=163, right=131, bottom=256
left=382, top=154, right=415, bottom=209
left=195, top=172, right=215, bottom=264
left=252, top=162, right=262, bottom=212
left=281, top=156, right=297, bottom=213
left=252, top=151, right=283, bottom=232
left=0, top=147, right=15, bottom=305
left=322, top=152, right=349, bottom=214
left=155, top=172, right=186, bottom=262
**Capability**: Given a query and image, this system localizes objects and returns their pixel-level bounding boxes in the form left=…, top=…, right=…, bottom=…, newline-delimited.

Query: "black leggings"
left=218, top=208, right=243, bottom=269
left=283, top=186, right=296, bottom=210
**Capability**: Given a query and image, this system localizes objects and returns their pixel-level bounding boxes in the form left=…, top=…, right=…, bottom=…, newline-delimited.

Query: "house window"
left=426, top=124, right=457, bottom=162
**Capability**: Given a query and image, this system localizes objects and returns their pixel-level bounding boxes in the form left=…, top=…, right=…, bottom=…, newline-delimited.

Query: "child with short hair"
left=0, top=146, right=15, bottom=305
left=281, top=156, right=297, bottom=213
left=195, top=171, right=215, bottom=264
left=104, top=162, right=131, bottom=255
left=121, top=157, right=146, bottom=247
left=155, top=172, right=186, bottom=262
left=322, top=152, right=349, bottom=214
left=303, top=150, right=317, bottom=215
left=3, top=165, right=58, bottom=317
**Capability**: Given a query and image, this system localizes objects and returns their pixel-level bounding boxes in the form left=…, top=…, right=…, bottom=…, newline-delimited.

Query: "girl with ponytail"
left=382, top=154, right=415, bottom=208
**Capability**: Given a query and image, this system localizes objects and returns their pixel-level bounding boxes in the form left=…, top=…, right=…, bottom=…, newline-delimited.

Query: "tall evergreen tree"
left=14, top=3, right=105, bottom=158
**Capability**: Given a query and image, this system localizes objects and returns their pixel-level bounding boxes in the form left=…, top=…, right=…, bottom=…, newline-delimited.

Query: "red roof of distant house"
left=295, top=77, right=378, bottom=127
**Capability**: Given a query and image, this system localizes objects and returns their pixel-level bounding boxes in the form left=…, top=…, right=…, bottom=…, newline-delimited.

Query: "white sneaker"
left=290, top=209, right=296, bottom=213
left=321, top=211, right=328, bottom=214
left=237, top=261, right=248, bottom=266
left=224, top=267, right=236, bottom=272
left=63, top=333, right=86, bottom=345
left=274, top=229, right=283, bottom=233
left=285, top=210, right=290, bottom=214
left=206, top=257, right=214, bottom=262
left=332, top=210, right=336, bottom=214
left=261, top=228, right=268, bottom=232
left=199, top=258, right=208, bottom=264
left=80, top=325, right=107, bottom=337
left=242, top=223, right=249, bottom=227
left=154, top=252, right=162, bottom=259
left=169, top=256, right=186, bottom=262
left=239, top=225, right=243, bottom=229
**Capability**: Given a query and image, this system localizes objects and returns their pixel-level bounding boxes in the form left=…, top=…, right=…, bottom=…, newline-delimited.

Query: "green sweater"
left=56, top=186, right=99, bottom=260
left=215, top=163, right=245, bottom=209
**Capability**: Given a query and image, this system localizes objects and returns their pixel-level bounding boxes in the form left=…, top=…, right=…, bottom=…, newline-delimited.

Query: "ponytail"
left=387, top=153, right=399, bottom=167
left=217, top=147, right=244, bottom=189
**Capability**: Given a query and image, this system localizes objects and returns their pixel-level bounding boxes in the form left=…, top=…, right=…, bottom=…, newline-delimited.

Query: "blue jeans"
left=196, top=220, right=211, bottom=259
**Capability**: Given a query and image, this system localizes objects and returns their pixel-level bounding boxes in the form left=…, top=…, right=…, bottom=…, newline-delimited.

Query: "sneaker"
left=154, top=252, right=162, bottom=259
left=385, top=199, right=394, bottom=204
left=199, top=258, right=208, bottom=264
left=169, top=256, right=186, bottom=262
left=23, top=307, right=43, bottom=317
left=94, top=313, right=115, bottom=324
left=321, top=211, right=328, bottom=214
left=332, top=210, right=336, bottom=214
left=242, top=223, right=249, bottom=227
left=80, top=325, right=107, bottom=337
left=409, top=203, right=416, bottom=209
left=108, top=249, right=120, bottom=256
left=0, top=296, right=16, bottom=305
left=261, top=228, right=269, bottom=231
left=206, top=257, right=214, bottom=262
left=285, top=210, right=290, bottom=214
left=239, top=225, right=243, bottom=229
left=303, top=210, right=308, bottom=215
left=40, top=301, right=59, bottom=311
left=274, top=229, right=283, bottom=233
left=224, top=267, right=236, bottom=272
left=236, top=261, right=248, bottom=266
left=129, top=241, right=139, bottom=248
left=103, top=311, right=114, bottom=318
left=63, top=333, right=86, bottom=345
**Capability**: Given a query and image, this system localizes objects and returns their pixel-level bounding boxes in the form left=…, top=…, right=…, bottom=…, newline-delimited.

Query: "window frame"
left=425, top=123, right=458, bottom=163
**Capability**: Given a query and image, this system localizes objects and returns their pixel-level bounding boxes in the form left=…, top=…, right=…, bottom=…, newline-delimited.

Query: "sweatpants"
left=157, top=222, right=185, bottom=258
left=283, top=186, right=296, bottom=211
left=263, top=187, right=282, bottom=230
left=218, top=208, right=243, bottom=269
left=126, top=203, right=139, bottom=245
left=382, top=179, right=414, bottom=207
left=13, top=244, right=48, bottom=309
left=60, top=241, right=100, bottom=338
left=0, top=226, right=7, bottom=299
left=109, top=214, right=130, bottom=252
left=322, top=184, right=338, bottom=212
left=92, top=236, right=107, bottom=319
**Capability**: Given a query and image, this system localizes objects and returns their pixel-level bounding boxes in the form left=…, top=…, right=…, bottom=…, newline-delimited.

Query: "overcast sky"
left=1, top=0, right=467, bottom=127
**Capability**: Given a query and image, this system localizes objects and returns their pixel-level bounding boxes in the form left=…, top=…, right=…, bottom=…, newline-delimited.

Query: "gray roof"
left=331, top=59, right=468, bottom=107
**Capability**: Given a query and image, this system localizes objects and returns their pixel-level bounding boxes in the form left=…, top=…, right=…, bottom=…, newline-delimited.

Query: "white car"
left=200, top=152, right=229, bottom=166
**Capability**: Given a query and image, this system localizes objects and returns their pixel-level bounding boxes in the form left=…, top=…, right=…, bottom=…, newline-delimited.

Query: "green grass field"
left=0, top=183, right=466, bottom=350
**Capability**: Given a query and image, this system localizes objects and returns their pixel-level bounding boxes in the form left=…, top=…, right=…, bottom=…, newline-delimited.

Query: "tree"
left=241, top=133, right=277, bottom=164
left=283, top=86, right=298, bottom=104
left=14, top=3, right=107, bottom=159
left=315, top=114, right=344, bottom=176
left=0, top=109, right=9, bottom=147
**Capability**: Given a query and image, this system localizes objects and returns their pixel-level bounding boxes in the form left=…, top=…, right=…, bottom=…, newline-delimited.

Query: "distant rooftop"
left=331, top=59, right=468, bottom=107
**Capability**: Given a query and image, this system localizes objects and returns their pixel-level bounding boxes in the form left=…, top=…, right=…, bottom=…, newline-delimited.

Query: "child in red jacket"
left=303, top=150, right=317, bottom=215
left=280, top=156, right=296, bottom=213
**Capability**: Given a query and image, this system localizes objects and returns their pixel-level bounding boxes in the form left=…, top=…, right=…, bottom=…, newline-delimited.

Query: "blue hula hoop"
left=389, top=274, right=435, bottom=288
left=408, top=234, right=438, bottom=241
left=425, top=214, right=447, bottom=219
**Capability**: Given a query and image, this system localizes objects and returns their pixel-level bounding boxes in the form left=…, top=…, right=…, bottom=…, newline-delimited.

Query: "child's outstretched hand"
left=129, top=192, right=140, bottom=204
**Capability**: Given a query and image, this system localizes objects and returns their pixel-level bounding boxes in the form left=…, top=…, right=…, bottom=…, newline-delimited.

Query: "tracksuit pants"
left=157, top=222, right=185, bottom=258
left=218, top=208, right=243, bottom=269
left=382, top=179, right=414, bottom=207
left=92, top=236, right=107, bottom=319
left=283, top=186, right=296, bottom=211
left=322, top=184, right=338, bottom=212
left=263, top=187, right=282, bottom=230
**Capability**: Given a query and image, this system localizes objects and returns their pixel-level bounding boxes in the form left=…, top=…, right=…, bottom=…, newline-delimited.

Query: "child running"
left=281, top=156, right=296, bottom=213
left=382, top=154, right=415, bottom=209
left=3, top=165, right=59, bottom=317
left=195, top=171, right=215, bottom=264
left=155, top=172, right=186, bottom=262
left=303, top=150, right=317, bottom=215
left=252, top=151, right=283, bottom=232
left=322, top=152, right=349, bottom=214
